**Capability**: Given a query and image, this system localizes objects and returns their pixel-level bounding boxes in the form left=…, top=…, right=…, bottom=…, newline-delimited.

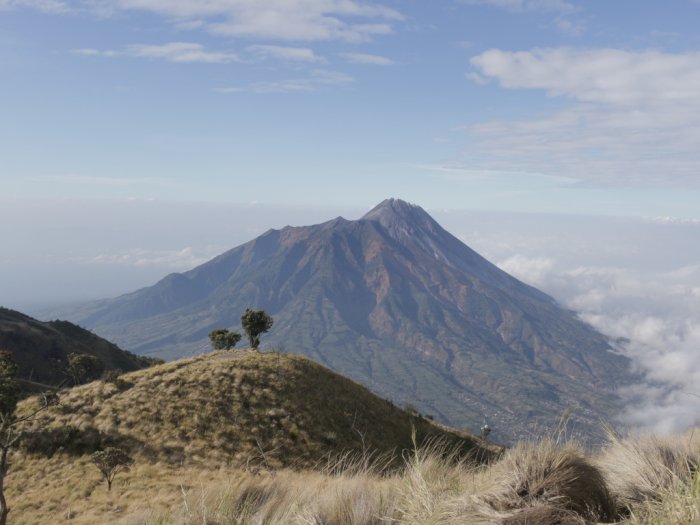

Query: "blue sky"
left=3, top=0, right=700, bottom=216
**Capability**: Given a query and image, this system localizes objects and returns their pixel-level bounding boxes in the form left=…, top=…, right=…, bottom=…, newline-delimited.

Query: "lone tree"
left=91, top=447, right=133, bottom=491
left=208, top=329, right=242, bottom=351
left=66, top=352, right=104, bottom=386
left=240, top=309, right=273, bottom=350
left=0, top=351, right=57, bottom=525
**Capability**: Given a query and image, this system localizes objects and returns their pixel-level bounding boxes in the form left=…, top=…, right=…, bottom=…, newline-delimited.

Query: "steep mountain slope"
left=0, top=307, right=156, bottom=388
left=54, top=199, right=634, bottom=442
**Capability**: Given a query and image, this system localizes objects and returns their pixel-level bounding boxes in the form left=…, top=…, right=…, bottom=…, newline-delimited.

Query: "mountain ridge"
left=0, top=306, right=156, bottom=388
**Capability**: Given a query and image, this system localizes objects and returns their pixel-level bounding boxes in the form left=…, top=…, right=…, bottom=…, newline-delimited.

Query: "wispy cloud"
left=471, top=48, right=700, bottom=105
left=650, top=216, right=700, bottom=226
left=0, top=0, right=70, bottom=14
left=127, top=42, right=239, bottom=63
left=460, top=0, right=578, bottom=14
left=247, top=44, right=324, bottom=63
left=87, top=247, right=210, bottom=269
left=464, top=48, right=700, bottom=187
left=73, top=42, right=240, bottom=63
left=9, top=0, right=403, bottom=43
left=340, top=52, right=395, bottom=65
left=35, top=175, right=171, bottom=187
left=72, top=48, right=120, bottom=57
left=460, top=0, right=583, bottom=36
left=214, top=69, right=354, bottom=94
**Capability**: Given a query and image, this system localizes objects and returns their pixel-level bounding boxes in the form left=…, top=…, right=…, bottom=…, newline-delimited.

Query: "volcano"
left=56, top=199, right=632, bottom=442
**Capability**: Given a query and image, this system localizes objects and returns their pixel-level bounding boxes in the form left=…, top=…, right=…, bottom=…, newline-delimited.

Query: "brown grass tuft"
left=597, top=428, right=699, bottom=509
left=480, top=439, right=616, bottom=522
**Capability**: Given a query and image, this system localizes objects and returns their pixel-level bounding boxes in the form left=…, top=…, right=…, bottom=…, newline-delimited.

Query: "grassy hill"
left=8, top=350, right=500, bottom=524
left=0, top=307, right=157, bottom=389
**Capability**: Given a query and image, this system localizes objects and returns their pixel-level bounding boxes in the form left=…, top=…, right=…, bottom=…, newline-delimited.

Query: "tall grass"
left=133, top=431, right=699, bottom=525
left=9, top=352, right=699, bottom=524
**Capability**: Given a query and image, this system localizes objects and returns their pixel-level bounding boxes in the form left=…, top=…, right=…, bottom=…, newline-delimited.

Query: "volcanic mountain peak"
left=362, top=198, right=423, bottom=221
left=361, top=198, right=442, bottom=239
left=51, top=199, right=634, bottom=442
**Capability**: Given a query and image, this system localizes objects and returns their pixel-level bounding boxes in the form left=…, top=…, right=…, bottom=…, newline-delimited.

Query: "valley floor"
left=9, top=430, right=699, bottom=525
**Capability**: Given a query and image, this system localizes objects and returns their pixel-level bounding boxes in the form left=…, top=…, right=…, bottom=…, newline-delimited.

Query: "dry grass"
left=598, top=428, right=700, bottom=525
left=8, top=351, right=699, bottom=524
left=473, top=439, right=616, bottom=522
left=16, top=350, right=496, bottom=472
left=7, top=430, right=700, bottom=524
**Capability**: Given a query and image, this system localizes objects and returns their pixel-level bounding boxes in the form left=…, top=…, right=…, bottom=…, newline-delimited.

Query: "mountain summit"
left=56, top=199, right=632, bottom=442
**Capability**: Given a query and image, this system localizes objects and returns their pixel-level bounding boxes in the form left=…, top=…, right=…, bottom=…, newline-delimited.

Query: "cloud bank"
left=467, top=48, right=700, bottom=187
left=496, top=248, right=700, bottom=435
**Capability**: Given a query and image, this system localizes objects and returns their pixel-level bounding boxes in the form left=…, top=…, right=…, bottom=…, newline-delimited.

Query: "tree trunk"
left=0, top=447, right=9, bottom=525
left=107, top=478, right=112, bottom=491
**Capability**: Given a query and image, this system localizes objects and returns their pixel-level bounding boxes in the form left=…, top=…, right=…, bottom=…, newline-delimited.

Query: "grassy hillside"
left=17, top=350, right=497, bottom=467
left=8, top=350, right=696, bottom=524
left=0, top=307, right=157, bottom=388
left=8, top=350, right=500, bottom=523
left=9, top=428, right=699, bottom=524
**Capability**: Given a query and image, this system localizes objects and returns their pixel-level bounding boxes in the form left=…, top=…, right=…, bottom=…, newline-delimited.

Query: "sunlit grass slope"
left=10, top=429, right=698, bottom=524
left=9, top=349, right=499, bottom=524
left=18, top=350, right=496, bottom=468
left=9, top=350, right=697, bottom=525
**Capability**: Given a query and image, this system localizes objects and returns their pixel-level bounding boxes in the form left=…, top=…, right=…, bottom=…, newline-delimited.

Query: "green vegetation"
left=208, top=328, right=242, bottom=351
left=66, top=352, right=104, bottom=386
left=241, top=308, right=272, bottom=350
left=91, top=447, right=133, bottom=491
left=0, top=307, right=158, bottom=391
left=240, top=309, right=273, bottom=349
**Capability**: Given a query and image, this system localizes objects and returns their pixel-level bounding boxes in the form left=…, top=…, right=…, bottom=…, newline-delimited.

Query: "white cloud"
left=73, top=42, right=240, bottom=63
left=460, top=0, right=578, bottom=14
left=497, top=254, right=555, bottom=287
left=215, top=68, right=354, bottom=94
left=72, top=48, right=120, bottom=57
left=340, top=52, right=395, bottom=65
left=464, top=48, right=700, bottom=187
left=35, top=175, right=171, bottom=186
left=0, top=0, right=70, bottom=13
left=88, top=247, right=209, bottom=269
left=650, top=216, right=700, bottom=226
left=470, top=48, right=700, bottom=105
left=127, top=42, right=239, bottom=63
left=494, top=253, right=700, bottom=434
left=11, top=0, right=403, bottom=43
left=247, top=44, right=323, bottom=63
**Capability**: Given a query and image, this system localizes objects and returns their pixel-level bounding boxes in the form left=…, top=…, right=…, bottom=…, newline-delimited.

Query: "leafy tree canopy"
left=240, top=309, right=273, bottom=350
left=91, top=447, right=133, bottom=491
left=67, top=352, right=104, bottom=386
left=208, top=329, right=242, bottom=351
left=0, top=351, right=19, bottom=417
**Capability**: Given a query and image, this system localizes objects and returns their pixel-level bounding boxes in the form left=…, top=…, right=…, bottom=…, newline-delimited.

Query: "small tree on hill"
left=208, top=329, right=242, bottom=351
left=240, top=309, right=273, bottom=350
left=66, top=352, right=104, bottom=386
left=91, top=447, right=133, bottom=491
left=0, top=351, right=57, bottom=525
